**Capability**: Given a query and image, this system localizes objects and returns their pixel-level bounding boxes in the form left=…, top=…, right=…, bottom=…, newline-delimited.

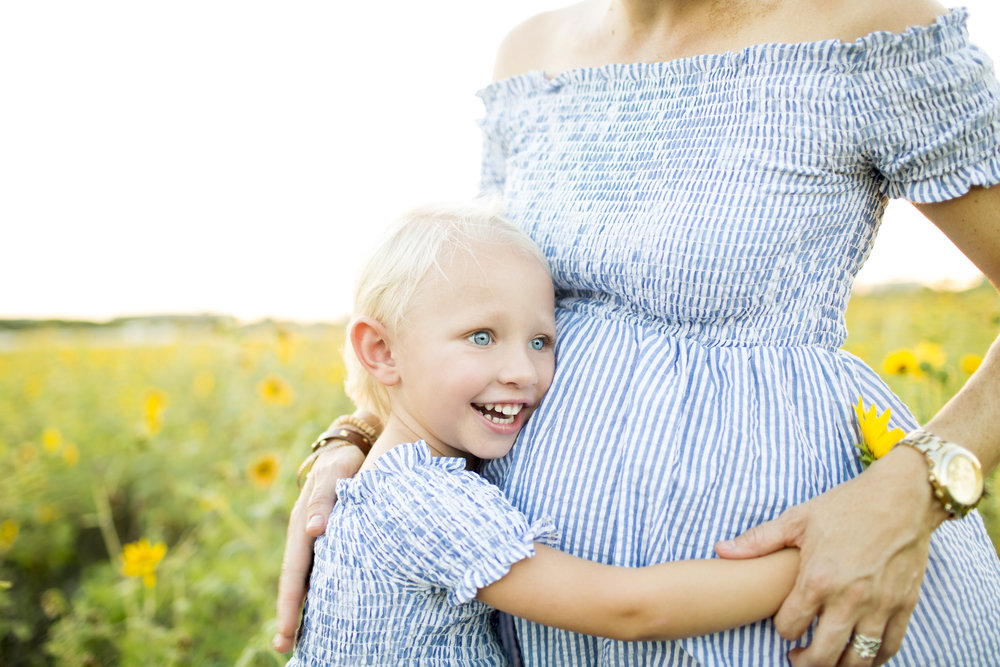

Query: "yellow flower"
left=960, top=354, right=982, bottom=375
left=882, top=349, right=921, bottom=378
left=41, top=427, right=62, bottom=454
left=143, top=389, right=168, bottom=435
left=853, top=397, right=905, bottom=467
left=914, top=341, right=947, bottom=370
left=248, top=453, right=281, bottom=488
left=257, top=374, right=294, bottom=406
left=0, top=519, right=20, bottom=549
left=121, top=538, right=166, bottom=588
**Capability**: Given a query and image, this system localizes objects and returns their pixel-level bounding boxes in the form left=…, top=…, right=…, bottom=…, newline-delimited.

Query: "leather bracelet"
left=310, top=415, right=379, bottom=453
left=331, top=415, right=379, bottom=444
left=299, top=415, right=381, bottom=488
left=310, top=427, right=372, bottom=455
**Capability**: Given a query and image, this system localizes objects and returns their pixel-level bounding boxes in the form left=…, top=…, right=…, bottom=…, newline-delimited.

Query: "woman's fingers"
left=715, top=509, right=804, bottom=559
left=774, top=446, right=936, bottom=666
left=840, top=626, right=887, bottom=667
left=304, top=445, right=366, bottom=534
left=273, top=476, right=317, bottom=652
left=873, top=610, right=912, bottom=666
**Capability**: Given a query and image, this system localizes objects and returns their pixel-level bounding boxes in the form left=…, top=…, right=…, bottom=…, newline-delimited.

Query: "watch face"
left=945, top=454, right=984, bottom=507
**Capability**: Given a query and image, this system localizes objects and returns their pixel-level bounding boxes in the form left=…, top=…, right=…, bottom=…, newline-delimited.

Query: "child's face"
left=387, top=242, right=556, bottom=461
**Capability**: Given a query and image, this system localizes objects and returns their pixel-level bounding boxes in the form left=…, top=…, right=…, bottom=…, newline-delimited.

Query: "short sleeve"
left=369, top=461, right=555, bottom=606
left=476, top=84, right=510, bottom=198
left=853, top=10, right=1000, bottom=202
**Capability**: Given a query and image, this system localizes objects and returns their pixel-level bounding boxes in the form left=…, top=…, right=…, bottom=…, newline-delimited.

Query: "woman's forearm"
left=921, top=331, right=1000, bottom=474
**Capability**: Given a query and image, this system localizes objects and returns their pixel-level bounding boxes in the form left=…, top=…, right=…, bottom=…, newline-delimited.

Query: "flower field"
left=2, top=283, right=999, bottom=666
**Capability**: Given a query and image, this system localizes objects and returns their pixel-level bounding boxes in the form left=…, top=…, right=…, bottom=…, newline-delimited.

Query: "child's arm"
left=476, top=544, right=798, bottom=641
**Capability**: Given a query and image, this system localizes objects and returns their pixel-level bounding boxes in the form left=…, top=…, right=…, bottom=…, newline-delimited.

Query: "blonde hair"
left=344, top=199, right=550, bottom=421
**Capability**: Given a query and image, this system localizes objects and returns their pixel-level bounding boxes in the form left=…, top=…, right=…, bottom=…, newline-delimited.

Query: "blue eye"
left=469, top=331, right=492, bottom=346
left=530, top=337, right=546, bottom=351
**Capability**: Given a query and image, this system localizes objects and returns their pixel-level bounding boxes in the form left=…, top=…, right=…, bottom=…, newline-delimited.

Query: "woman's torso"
left=478, top=8, right=1000, bottom=665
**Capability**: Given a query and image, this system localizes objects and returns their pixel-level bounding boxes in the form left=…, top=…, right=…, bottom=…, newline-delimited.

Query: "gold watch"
left=898, top=429, right=984, bottom=519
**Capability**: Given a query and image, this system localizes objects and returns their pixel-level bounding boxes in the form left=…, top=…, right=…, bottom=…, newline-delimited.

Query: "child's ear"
left=349, top=316, right=400, bottom=386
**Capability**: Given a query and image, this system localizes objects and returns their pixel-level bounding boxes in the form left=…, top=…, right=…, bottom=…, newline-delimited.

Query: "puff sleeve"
left=853, top=10, right=1000, bottom=202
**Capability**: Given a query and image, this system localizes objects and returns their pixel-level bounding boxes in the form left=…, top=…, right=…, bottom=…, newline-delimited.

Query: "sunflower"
left=257, top=374, right=294, bottom=406
left=121, top=538, right=166, bottom=588
left=960, top=354, right=982, bottom=375
left=248, top=453, right=281, bottom=488
left=853, top=397, right=905, bottom=468
left=882, top=349, right=920, bottom=377
left=143, top=389, right=168, bottom=435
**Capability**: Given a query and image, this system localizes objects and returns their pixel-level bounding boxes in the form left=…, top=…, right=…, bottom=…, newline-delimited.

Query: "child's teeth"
left=475, top=403, right=523, bottom=422
left=485, top=413, right=514, bottom=424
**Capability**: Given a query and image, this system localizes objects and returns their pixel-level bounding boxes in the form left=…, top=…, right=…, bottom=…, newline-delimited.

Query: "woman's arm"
left=717, top=185, right=1000, bottom=667
left=272, top=410, right=381, bottom=652
left=477, top=544, right=799, bottom=641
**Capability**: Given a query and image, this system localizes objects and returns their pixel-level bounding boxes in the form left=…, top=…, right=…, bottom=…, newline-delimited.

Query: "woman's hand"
left=715, top=445, right=945, bottom=666
left=272, top=444, right=366, bottom=653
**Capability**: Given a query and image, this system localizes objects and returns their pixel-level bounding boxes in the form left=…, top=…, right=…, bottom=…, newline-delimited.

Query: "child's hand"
left=272, top=445, right=366, bottom=653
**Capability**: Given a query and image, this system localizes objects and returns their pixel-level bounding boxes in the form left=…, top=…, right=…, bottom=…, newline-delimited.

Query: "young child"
left=289, top=201, right=799, bottom=666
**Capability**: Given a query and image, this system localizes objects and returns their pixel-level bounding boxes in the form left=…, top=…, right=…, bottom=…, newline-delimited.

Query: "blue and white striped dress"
left=478, top=9, right=1000, bottom=666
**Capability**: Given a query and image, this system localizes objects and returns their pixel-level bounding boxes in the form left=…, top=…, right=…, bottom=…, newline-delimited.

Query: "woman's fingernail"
left=307, top=515, right=325, bottom=532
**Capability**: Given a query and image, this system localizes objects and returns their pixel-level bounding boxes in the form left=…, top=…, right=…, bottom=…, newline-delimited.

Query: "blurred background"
left=1, top=2, right=998, bottom=665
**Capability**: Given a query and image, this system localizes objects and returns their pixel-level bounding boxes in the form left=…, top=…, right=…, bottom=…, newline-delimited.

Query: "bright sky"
left=2, top=1, right=998, bottom=322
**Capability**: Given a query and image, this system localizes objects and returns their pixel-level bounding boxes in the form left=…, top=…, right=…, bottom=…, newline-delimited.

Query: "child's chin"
left=477, top=441, right=517, bottom=460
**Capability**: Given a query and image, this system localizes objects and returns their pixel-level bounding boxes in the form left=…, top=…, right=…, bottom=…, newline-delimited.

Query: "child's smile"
left=380, top=241, right=556, bottom=462
left=472, top=402, right=524, bottom=426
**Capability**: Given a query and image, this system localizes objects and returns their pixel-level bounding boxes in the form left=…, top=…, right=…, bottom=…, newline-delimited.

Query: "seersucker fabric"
left=289, top=441, right=555, bottom=666
left=478, top=9, right=1000, bottom=666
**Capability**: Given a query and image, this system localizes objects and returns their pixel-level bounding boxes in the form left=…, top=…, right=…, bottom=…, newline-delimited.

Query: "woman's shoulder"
left=797, top=0, right=948, bottom=44
left=492, top=2, right=586, bottom=82
left=490, top=0, right=953, bottom=83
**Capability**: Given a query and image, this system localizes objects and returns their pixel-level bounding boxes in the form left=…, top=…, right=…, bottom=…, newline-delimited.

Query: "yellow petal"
left=872, top=427, right=905, bottom=459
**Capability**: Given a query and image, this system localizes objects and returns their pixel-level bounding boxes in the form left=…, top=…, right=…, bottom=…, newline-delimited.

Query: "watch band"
left=898, top=429, right=983, bottom=519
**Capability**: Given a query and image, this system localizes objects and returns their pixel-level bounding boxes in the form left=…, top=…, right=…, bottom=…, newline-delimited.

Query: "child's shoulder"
left=352, top=441, right=508, bottom=512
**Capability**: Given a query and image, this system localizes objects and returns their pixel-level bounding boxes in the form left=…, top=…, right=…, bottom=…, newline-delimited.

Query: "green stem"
left=92, top=484, right=122, bottom=565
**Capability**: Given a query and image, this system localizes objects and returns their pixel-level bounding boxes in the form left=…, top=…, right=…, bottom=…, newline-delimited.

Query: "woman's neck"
left=586, top=0, right=784, bottom=63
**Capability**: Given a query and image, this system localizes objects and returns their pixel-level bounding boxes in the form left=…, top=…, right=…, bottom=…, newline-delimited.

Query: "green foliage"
left=1, top=324, right=350, bottom=666
left=844, top=280, right=1000, bottom=550
left=1, top=283, right=998, bottom=664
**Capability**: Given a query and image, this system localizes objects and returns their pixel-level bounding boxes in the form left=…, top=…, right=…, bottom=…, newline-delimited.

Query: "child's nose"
left=498, top=348, right=539, bottom=387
